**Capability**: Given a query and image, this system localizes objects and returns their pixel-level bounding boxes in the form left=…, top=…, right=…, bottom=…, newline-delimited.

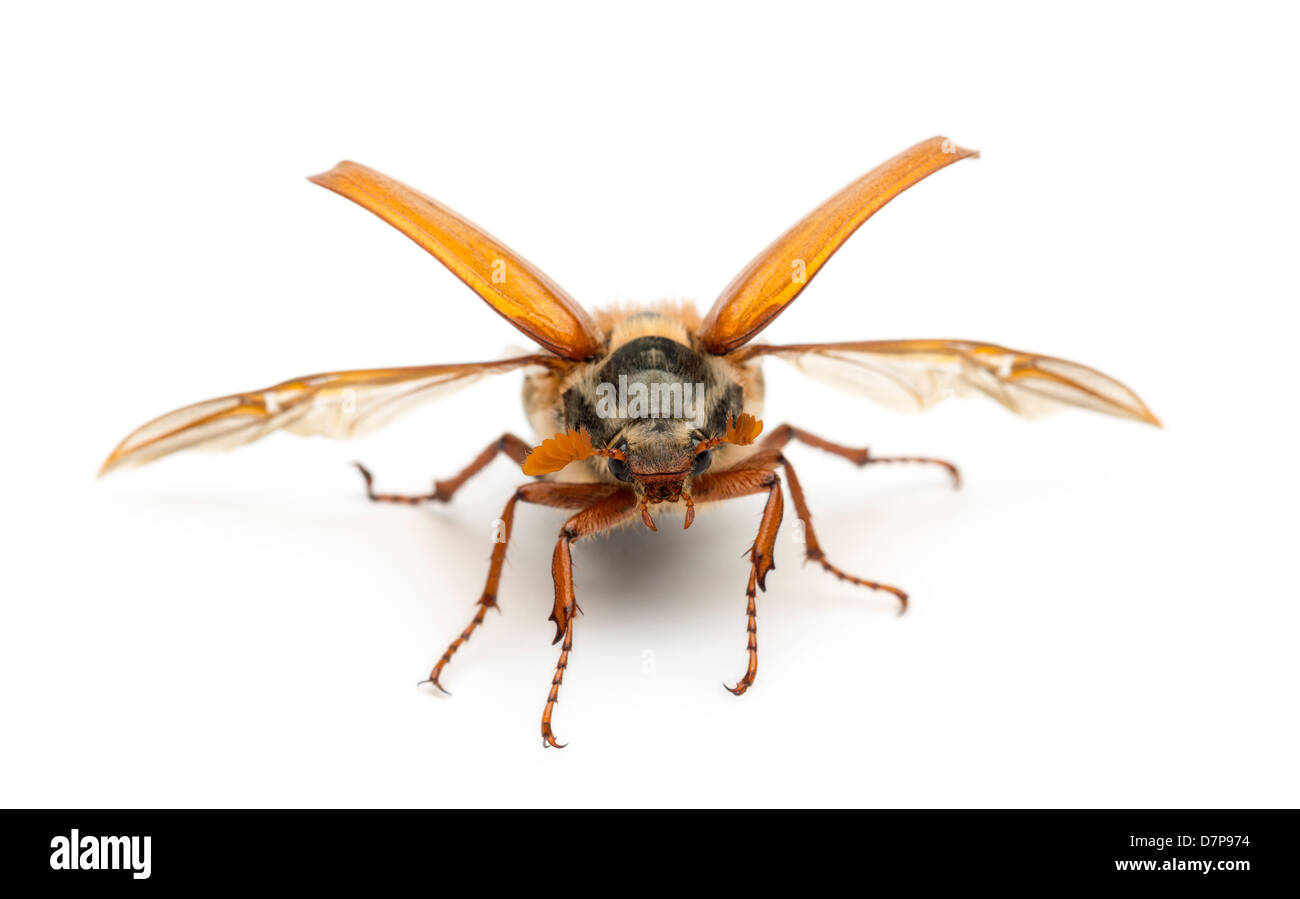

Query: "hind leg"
left=762, top=423, right=961, bottom=488
left=356, top=432, right=532, bottom=505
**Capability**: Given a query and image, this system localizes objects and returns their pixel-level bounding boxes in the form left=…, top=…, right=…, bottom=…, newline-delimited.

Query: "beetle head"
left=521, top=414, right=763, bottom=531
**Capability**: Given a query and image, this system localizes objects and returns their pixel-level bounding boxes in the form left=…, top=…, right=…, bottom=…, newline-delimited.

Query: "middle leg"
left=777, top=450, right=910, bottom=613
left=423, top=481, right=624, bottom=694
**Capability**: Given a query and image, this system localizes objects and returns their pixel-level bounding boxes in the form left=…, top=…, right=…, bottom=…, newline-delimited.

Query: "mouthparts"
left=639, top=490, right=695, bottom=531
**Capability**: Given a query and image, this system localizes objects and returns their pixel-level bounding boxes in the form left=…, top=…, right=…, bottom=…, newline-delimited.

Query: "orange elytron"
left=102, top=137, right=1159, bottom=747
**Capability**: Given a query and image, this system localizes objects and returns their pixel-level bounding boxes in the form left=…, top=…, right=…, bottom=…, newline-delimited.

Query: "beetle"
left=102, top=136, right=1159, bottom=746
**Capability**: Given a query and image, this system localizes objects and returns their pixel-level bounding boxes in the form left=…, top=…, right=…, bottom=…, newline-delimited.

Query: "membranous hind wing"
left=737, top=340, right=1160, bottom=425
left=697, top=136, right=979, bottom=354
left=99, top=355, right=564, bottom=475
left=309, top=162, right=605, bottom=361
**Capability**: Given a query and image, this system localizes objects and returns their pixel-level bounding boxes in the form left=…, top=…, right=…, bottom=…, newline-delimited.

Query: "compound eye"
left=691, top=449, right=712, bottom=476
left=608, top=455, right=631, bottom=482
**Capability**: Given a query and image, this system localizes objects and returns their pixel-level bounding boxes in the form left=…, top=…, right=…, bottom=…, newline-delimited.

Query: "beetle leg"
left=778, top=451, right=910, bottom=614
left=541, top=489, right=639, bottom=748
left=762, top=423, right=960, bottom=488
left=689, top=466, right=784, bottom=696
left=356, top=432, right=533, bottom=504
left=422, top=490, right=519, bottom=694
left=422, top=481, right=624, bottom=695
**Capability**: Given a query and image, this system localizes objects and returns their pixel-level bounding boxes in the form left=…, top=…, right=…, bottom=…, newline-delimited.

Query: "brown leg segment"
left=356, top=432, right=533, bottom=504
left=541, top=489, right=640, bottom=748
left=422, top=480, right=625, bottom=695
left=421, top=490, right=520, bottom=694
left=762, top=423, right=961, bottom=488
left=690, top=466, right=785, bottom=696
left=760, top=424, right=955, bottom=613
left=777, top=451, right=910, bottom=614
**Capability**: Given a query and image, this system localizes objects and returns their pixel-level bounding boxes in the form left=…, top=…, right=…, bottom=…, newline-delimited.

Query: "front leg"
left=690, top=466, right=784, bottom=696
left=541, top=488, right=640, bottom=748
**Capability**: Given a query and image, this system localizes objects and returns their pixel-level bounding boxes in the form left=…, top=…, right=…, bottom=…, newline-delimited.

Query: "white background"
left=2, top=2, right=1296, bottom=808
